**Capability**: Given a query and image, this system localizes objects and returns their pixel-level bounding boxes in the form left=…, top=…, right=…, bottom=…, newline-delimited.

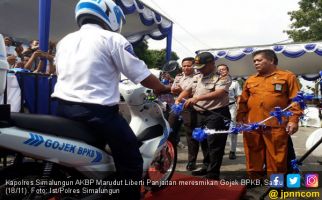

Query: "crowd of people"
left=2, top=34, right=303, bottom=183
left=4, top=36, right=56, bottom=74
left=1, top=0, right=304, bottom=198
left=162, top=50, right=302, bottom=183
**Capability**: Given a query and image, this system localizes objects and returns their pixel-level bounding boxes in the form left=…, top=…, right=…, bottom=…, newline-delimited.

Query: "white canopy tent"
left=196, top=42, right=322, bottom=77
left=0, top=0, right=173, bottom=48
left=0, top=0, right=174, bottom=113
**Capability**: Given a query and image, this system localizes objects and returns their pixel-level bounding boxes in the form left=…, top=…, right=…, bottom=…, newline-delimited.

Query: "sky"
left=141, top=0, right=300, bottom=61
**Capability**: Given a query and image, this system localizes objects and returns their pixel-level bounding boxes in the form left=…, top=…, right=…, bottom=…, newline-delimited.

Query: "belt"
left=56, top=98, right=119, bottom=111
left=196, top=105, right=229, bottom=115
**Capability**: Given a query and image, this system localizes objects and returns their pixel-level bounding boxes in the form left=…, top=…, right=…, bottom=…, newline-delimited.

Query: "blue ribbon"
left=270, top=107, right=293, bottom=124
left=230, top=124, right=244, bottom=134
left=230, top=123, right=263, bottom=134
left=192, top=128, right=207, bottom=142
left=292, top=91, right=314, bottom=109
left=171, top=103, right=184, bottom=116
left=247, top=123, right=261, bottom=131
left=161, top=79, right=170, bottom=85
left=291, top=159, right=300, bottom=173
left=224, top=120, right=231, bottom=128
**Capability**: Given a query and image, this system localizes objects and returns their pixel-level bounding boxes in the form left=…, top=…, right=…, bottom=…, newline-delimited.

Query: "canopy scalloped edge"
left=197, top=42, right=322, bottom=61
left=116, top=0, right=172, bottom=43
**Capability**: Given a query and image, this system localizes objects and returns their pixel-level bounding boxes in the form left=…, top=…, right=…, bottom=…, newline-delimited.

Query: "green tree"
left=133, top=40, right=179, bottom=69
left=285, top=0, right=322, bottom=42
left=150, top=49, right=179, bottom=69
left=133, top=40, right=154, bottom=67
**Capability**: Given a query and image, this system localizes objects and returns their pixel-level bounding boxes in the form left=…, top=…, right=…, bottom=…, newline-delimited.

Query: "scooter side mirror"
left=160, top=60, right=180, bottom=85
left=162, top=60, right=179, bottom=73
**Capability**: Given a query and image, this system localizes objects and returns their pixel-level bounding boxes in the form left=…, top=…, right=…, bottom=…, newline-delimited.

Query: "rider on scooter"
left=51, top=0, right=169, bottom=199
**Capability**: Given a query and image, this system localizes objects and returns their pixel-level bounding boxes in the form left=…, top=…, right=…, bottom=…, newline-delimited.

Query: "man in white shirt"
left=52, top=1, right=168, bottom=199
left=217, top=64, right=241, bottom=160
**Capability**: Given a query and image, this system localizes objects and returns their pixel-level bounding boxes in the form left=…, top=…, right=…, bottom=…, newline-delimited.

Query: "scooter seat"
left=10, top=113, right=105, bottom=149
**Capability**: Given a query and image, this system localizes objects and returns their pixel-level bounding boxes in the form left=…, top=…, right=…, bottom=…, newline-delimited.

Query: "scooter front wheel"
left=144, top=139, right=177, bottom=192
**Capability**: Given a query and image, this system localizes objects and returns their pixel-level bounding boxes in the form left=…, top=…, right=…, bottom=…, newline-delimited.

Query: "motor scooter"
left=0, top=34, right=177, bottom=200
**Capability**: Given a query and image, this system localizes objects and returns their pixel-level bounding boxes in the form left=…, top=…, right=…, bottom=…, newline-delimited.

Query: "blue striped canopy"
left=197, top=42, right=322, bottom=77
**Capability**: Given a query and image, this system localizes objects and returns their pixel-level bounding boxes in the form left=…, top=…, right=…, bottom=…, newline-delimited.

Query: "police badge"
left=274, top=84, right=283, bottom=91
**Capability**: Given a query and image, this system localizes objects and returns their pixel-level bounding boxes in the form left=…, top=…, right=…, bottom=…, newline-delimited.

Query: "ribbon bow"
left=270, top=107, right=293, bottom=124
left=161, top=79, right=170, bottom=85
left=292, top=92, right=314, bottom=109
left=171, top=103, right=184, bottom=116
left=192, top=128, right=207, bottom=142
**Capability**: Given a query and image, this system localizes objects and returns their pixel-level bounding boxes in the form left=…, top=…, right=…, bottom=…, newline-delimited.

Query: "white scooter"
left=0, top=35, right=177, bottom=199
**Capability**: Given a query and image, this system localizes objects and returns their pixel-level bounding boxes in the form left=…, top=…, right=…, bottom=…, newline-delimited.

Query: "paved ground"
left=1, top=126, right=321, bottom=199
left=175, top=126, right=322, bottom=199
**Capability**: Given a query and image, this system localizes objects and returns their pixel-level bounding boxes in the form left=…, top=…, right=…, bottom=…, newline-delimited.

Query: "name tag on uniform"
left=274, top=84, right=283, bottom=92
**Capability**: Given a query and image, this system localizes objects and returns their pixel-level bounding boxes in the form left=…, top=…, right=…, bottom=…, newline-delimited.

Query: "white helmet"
left=75, top=0, right=125, bottom=32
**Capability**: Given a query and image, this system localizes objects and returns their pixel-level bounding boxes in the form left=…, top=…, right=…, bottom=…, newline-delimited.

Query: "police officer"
left=169, top=57, right=205, bottom=171
left=52, top=1, right=168, bottom=199
left=176, top=52, right=232, bottom=180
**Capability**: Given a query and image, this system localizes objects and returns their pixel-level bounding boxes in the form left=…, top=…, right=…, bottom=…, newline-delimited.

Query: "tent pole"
left=166, top=26, right=173, bottom=62
left=38, top=0, right=51, bottom=73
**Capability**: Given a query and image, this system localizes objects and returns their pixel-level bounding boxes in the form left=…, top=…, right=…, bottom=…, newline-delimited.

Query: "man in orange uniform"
left=237, top=49, right=302, bottom=178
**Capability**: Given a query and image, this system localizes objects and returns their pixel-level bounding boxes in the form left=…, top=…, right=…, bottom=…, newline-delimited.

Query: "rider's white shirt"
left=52, top=24, right=151, bottom=106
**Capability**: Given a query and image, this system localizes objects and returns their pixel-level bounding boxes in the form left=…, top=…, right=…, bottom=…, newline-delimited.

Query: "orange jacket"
left=237, top=69, right=303, bottom=127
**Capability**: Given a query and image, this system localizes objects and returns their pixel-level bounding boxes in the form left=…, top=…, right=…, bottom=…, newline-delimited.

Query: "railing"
left=4, top=72, right=58, bottom=115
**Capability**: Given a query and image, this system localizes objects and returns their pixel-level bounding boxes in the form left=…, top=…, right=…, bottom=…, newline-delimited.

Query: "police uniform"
left=188, top=71, right=232, bottom=179
left=52, top=24, right=150, bottom=188
left=172, top=72, right=195, bottom=91
left=237, top=69, right=302, bottom=176
left=168, top=72, right=194, bottom=144
left=170, top=72, right=204, bottom=167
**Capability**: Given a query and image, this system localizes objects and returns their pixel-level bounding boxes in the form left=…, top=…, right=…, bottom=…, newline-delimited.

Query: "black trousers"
left=56, top=100, right=143, bottom=200
left=181, top=108, right=208, bottom=164
left=196, top=106, right=231, bottom=178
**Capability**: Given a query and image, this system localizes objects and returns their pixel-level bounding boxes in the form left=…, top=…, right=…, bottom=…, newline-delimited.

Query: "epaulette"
left=192, top=73, right=201, bottom=81
left=193, top=72, right=201, bottom=77
left=175, top=73, right=184, bottom=78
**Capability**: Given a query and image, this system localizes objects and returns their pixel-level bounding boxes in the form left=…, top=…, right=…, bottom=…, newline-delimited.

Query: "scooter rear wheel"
left=144, top=139, right=177, bottom=192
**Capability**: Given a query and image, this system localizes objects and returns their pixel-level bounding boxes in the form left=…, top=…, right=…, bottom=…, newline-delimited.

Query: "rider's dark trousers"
left=56, top=99, right=143, bottom=200
left=167, top=111, right=183, bottom=144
